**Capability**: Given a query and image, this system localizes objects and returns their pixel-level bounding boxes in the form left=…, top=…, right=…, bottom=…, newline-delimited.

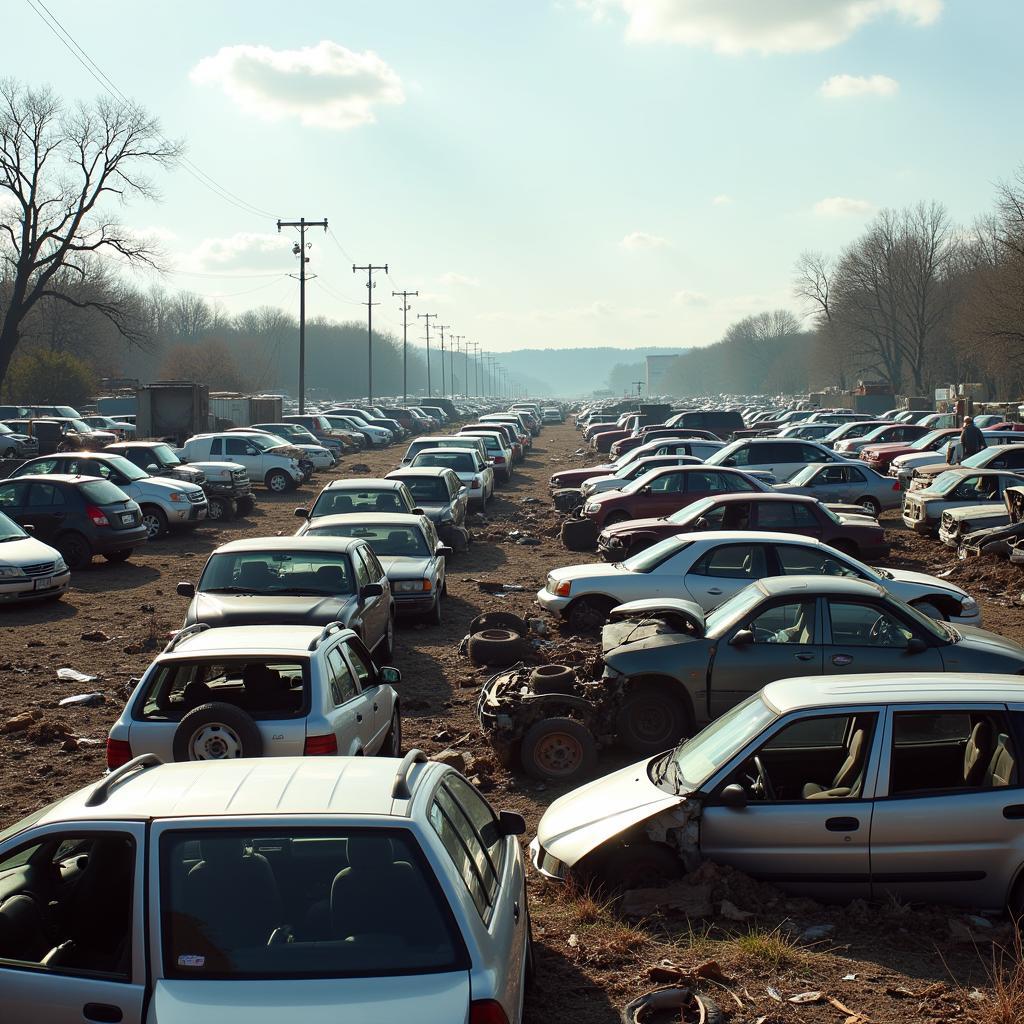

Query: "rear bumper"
left=95, top=524, right=150, bottom=553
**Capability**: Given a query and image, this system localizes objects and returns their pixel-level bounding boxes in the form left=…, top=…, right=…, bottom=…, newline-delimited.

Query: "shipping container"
left=136, top=382, right=210, bottom=443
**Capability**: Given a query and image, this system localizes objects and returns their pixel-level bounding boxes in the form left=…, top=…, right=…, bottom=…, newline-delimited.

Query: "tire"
left=520, top=718, right=597, bottom=783
left=856, top=496, right=881, bottom=517
left=379, top=708, right=402, bottom=757
left=912, top=600, right=947, bottom=621
left=596, top=843, right=682, bottom=892
left=140, top=505, right=168, bottom=541
left=530, top=664, right=576, bottom=696
left=615, top=683, right=692, bottom=756
left=103, top=549, right=132, bottom=564
left=622, top=989, right=723, bottom=1024
left=469, top=611, right=529, bottom=635
left=567, top=596, right=616, bottom=633
left=236, top=496, right=255, bottom=515
left=377, top=612, right=396, bottom=663
left=467, top=628, right=528, bottom=667
left=265, top=469, right=291, bottom=493
left=1, top=446, right=14, bottom=458
left=560, top=517, right=598, bottom=552
left=206, top=496, right=234, bottom=522
left=56, top=531, right=92, bottom=570
left=172, top=702, right=263, bottom=762
left=428, top=592, right=443, bottom=626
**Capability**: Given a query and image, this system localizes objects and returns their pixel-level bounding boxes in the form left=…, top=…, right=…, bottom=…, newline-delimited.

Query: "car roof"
left=672, top=530, right=834, bottom=547
left=754, top=575, right=885, bottom=597
left=4, top=473, right=102, bottom=485
left=323, top=478, right=403, bottom=490
left=211, top=535, right=362, bottom=554
left=168, top=623, right=328, bottom=656
left=706, top=491, right=818, bottom=503
left=306, top=512, right=426, bottom=527
left=31, top=756, right=439, bottom=826
left=764, top=673, right=1024, bottom=714
left=413, top=447, right=476, bottom=456
left=387, top=467, right=453, bottom=478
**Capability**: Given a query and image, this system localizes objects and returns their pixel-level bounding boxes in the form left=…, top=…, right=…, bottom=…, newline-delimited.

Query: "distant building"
left=646, top=354, right=677, bottom=396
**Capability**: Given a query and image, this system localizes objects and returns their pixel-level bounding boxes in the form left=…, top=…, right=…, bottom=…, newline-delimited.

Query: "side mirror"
left=730, top=628, right=754, bottom=647
left=411, top=506, right=425, bottom=516
left=22, top=523, right=34, bottom=534
left=906, top=636, right=928, bottom=654
left=438, top=544, right=454, bottom=557
left=693, top=516, right=708, bottom=530
left=380, top=665, right=401, bottom=686
left=498, top=810, right=527, bottom=837
left=176, top=581, right=195, bottom=598
left=360, top=582, right=385, bottom=601
left=720, top=783, right=748, bottom=809
left=293, top=507, right=310, bottom=518
left=723, top=457, right=736, bottom=467
left=146, top=464, right=159, bottom=473
left=246, top=446, right=259, bottom=456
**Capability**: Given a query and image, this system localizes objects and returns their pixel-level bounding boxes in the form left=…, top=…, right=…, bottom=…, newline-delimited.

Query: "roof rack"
left=308, top=621, right=345, bottom=651
left=163, top=622, right=210, bottom=653
left=85, top=753, right=162, bottom=807
left=391, top=749, right=428, bottom=800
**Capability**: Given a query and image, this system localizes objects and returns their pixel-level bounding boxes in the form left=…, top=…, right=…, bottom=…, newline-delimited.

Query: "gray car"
left=386, top=467, right=469, bottom=536
left=597, top=576, right=1024, bottom=756
left=532, top=673, right=1024, bottom=913
left=295, top=478, right=420, bottom=524
left=773, top=462, right=903, bottom=516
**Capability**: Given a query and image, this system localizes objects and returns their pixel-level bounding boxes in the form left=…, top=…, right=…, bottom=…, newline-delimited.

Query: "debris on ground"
left=58, top=693, right=105, bottom=708
left=80, top=630, right=111, bottom=643
left=620, top=881, right=713, bottom=919
left=56, top=668, right=98, bottom=683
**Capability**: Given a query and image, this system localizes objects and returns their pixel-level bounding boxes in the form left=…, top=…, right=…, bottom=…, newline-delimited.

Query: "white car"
left=706, top=438, right=851, bottom=482
left=538, top=530, right=980, bottom=627
left=231, top=428, right=334, bottom=472
left=580, top=455, right=702, bottom=497
left=328, top=413, right=393, bottom=446
left=0, top=508, right=70, bottom=602
left=410, top=447, right=495, bottom=508
left=180, top=433, right=305, bottom=492
left=0, top=752, right=532, bottom=1023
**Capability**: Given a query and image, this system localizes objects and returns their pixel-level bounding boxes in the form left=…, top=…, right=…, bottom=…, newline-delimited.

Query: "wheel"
left=856, top=495, right=881, bottom=517
left=530, top=664, right=576, bottom=695
left=206, top=496, right=234, bottom=522
left=265, top=469, right=291, bottom=493
left=103, top=549, right=132, bottom=564
left=467, top=628, right=528, bottom=667
left=172, top=702, right=263, bottom=762
left=140, top=505, right=168, bottom=540
left=56, top=531, right=92, bottom=570
left=595, top=843, right=682, bottom=891
left=428, top=592, right=443, bottom=626
left=912, top=601, right=947, bottom=621
left=236, top=496, right=255, bottom=515
left=615, top=683, right=691, bottom=756
left=1, top=446, right=14, bottom=458
left=567, top=596, right=616, bottom=633
left=378, top=612, right=396, bottom=663
left=520, top=718, right=597, bottom=782
left=469, top=611, right=529, bottom=635
left=379, top=707, right=402, bottom=757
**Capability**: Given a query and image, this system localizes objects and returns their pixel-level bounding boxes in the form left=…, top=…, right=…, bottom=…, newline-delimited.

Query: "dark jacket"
left=961, top=422, right=985, bottom=458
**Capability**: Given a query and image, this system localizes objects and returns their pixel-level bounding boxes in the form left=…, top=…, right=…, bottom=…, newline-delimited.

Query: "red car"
left=859, top=428, right=958, bottom=473
left=580, top=464, right=769, bottom=530
left=591, top=428, right=631, bottom=453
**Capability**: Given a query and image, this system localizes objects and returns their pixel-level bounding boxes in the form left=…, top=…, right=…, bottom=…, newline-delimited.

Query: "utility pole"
left=453, top=335, right=466, bottom=397
left=353, top=262, right=388, bottom=403
left=633, top=380, right=644, bottom=402
left=392, top=289, right=418, bottom=405
left=435, top=324, right=451, bottom=398
left=417, top=312, right=437, bottom=398
left=469, top=341, right=480, bottom=397
left=277, top=216, right=327, bottom=414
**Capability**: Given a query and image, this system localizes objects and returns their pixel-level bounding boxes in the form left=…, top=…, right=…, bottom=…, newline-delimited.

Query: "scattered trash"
left=80, top=630, right=111, bottom=642
left=57, top=668, right=97, bottom=683
left=842, top=973, right=858, bottom=982
left=567, top=933, right=578, bottom=948
left=765, top=986, right=782, bottom=1002
left=788, top=991, right=823, bottom=1004
left=827, top=995, right=869, bottom=1023
left=58, top=693, right=105, bottom=708
left=621, top=987, right=723, bottom=1024
left=800, top=923, right=835, bottom=942
left=517, top=537, right=542, bottom=546
left=620, top=882, right=712, bottom=919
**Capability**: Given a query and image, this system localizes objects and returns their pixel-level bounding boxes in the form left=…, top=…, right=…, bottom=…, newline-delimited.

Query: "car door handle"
left=84, top=1005, right=123, bottom=1024
left=1003, top=805, right=1024, bottom=820
left=825, top=817, right=860, bottom=832
left=706, top=587, right=722, bottom=595
left=373, top=702, right=379, bottom=712
left=513, top=900, right=520, bottom=923
left=356, top=713, right=363, bottom=723
left=831, top=654, right=853, bottom=666
left=795, top=652, right=815, bottom=661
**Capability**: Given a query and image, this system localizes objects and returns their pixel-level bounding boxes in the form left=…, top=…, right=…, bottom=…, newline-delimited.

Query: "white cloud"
left=439, top=272, right=480, bottom=288
left=620, top=230, right=671, bottom=250
left=814, top=196, right=875, bottom=216
left=673, top=290, right=710, bottom=307
left=578, top=0, right=941, bottom=54
left=190, top=40, right=405, bottom=129
left=188, top=232, right=291, bottom=271
left=821, top=73, right=899, bottom=98
left=711, top=194, right=734, bottom=207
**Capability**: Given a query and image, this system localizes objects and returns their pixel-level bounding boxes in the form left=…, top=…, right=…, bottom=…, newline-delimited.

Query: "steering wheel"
left=745, top=755, right=777, bottom=800
left=869, top=615, right=894, bottom=645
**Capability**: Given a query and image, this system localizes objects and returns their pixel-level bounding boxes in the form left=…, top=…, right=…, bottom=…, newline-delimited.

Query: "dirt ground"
left=1, top=420, right=1021, bottom=1022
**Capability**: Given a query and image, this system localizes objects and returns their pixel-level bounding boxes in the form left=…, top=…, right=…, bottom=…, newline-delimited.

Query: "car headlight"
left=395, top=579, right=432, bottom=593
left=168, top=492, right=186, bottom=502
left=54, top=556, right=67, bottom=572
left=960, top=596, right=978, bottom=614
left=584, top=502, right=600, bottom=514
left=0, top=565, right=24, bottom=578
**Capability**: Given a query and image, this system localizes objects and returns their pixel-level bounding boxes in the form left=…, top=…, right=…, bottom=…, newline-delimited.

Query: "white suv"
left=0, top=753, right=532, bottom=1023
left=179, top=433, right=305, bottom=492
left=107, top=622, right=400, bottom=766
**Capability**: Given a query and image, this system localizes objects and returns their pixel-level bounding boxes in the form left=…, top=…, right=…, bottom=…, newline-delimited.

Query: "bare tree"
left=793, top=250, right=834, bottom=323
left=0, top=80, right=180, bottom=384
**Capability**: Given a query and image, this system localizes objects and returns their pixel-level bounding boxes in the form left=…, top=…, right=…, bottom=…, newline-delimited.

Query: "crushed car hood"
left=536, top=758, right=685, bottom=867
left=186, top=592, right=358, bottom=627
left=601, top=515, right=669, bottom=537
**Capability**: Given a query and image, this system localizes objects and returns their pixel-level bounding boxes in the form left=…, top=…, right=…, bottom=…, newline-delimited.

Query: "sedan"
left=386, top=467, right=470, bottom=539
left=580, top=455, right=702, bottom=497
left=902, top=468, right=1024, bottom=534
left=705, top=438, right=850, bottom=481
left=773, top=462, right=902, bottom=516
left=539, top=531, right=979, bottom=629
left=833, top=422, right=929, bottom=457
left=550, top=438, right=723, bottom=490
left=0, top=508, right=70, bottom=602
left=907, top=442, right=1024, bottom=491
left=298, top=512, right=451, bottom=624
left=410, top=446, right=495, bottom=508
left=296, top=478, right=420, bottom=522
left=531, top=672, right=1024, bottom=913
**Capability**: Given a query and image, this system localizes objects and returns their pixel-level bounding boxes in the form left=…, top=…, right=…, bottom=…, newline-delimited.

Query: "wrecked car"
left=531, top=673, right=1024, bottom=911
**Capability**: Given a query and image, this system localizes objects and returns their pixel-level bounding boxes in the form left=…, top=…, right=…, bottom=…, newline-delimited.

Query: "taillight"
left=892, top=480, right=901, bottom=491
left=472, top=476, right=480, bottom=488
left=106, top=737, right=132, bottom=769
left=86, top=505, right=110, bottom=527
left=304, top=734, right=339, bottom=756
left=494, top=455, right=506, bottom=464
left=470, top=1001, right=510, bottom=1024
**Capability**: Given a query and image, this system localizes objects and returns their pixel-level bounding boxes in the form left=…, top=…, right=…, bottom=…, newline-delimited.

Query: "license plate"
left=33, top=577, right=57, bottom=590
left=121, top=513, right=135, bottom=525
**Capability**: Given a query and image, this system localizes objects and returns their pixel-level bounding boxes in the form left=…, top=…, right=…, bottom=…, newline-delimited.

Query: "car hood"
left=536, top=758, right=684, bottom=867
left=186, top=592, right=358, bottom=627
left=141, top=476, right=204, bottom=497
left=378, top=554, right=434, bottom=578
left=884, top=567, right=968, bottom=599
left=951, top=624, right=1024, bottom=661
left=149, top=974, right=470, bottom=1024
left=0, top=534, right=62, bottom=566
left=601, top=516, right=669, bottom=537
left=549, top=561, right=627, bottom=584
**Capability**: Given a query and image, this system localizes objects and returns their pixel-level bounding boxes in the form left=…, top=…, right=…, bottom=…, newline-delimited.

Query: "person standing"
left=960, top=416, right=985, bottom=460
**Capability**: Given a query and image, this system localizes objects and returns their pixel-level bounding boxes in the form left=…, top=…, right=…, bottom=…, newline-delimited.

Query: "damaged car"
left=531, top=674, right=1024, bottom=913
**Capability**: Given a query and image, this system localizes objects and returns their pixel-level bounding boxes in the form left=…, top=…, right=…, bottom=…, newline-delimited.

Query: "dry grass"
left=559, top=882, right=651, bottom=959
left=724, top=923, right=806, bottom=972
left=964, top=930, right=1024, bottom=1024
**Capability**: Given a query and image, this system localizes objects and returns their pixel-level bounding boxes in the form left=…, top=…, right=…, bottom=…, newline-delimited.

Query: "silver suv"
left=0, top=753, right=531, bottom=1023
left=107, top=622, right=400, bottom=765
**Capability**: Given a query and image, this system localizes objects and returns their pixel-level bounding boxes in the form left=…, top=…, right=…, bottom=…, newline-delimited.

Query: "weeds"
left=962, top=928, right=1024, bottom=1024
left=727, top=923, right=805, bottom=972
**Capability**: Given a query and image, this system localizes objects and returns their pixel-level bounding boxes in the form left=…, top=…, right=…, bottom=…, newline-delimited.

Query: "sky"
left=5, top=0, right=1023, bottom=352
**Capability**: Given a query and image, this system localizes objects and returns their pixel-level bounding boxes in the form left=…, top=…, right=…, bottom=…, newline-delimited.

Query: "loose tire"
left=856, top=496, right=881, bottom=517
left=379, top=708, right=402, bottom=757
left=141, top=505, right=168, bottom=541
left=206, top=496, right=234, bottom=522
left=265, top=469, right=291, bottom=493
left=56, top=531, right=92, bottom=570
left=530, top=664, right=576, bottom=695
left=172, top=702, right=263, bottom=762
left=103, top=549, right=133, bottom=564
left=520, top=718, right=597, bottom=782
left=467, top=628, right=528, bottom=667
left=567, top=596, right=616, bottom=633
left=616, top=683, right=691, bottom=756
left=470, top=611, right=529, bottom=635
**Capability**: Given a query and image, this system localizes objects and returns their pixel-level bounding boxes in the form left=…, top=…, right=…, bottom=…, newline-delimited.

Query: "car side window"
left=846, top=467, right=867, bottom=483
left=827, top=601, right=913, bottom=647
left=344, top=642, right=376, bottom=690
left=209, top=438, right=222, bottom=455
left=690, top=544, right=767, bottom=579
left=888, top=711, right=1018, bottom=795
left=0, top=481, right=25, bottom=507
left=326, top=646, right=358, bottom=703
left=28, top=483, right=65, bottom=507
left=791, top=503, right=817, bottom=527
left=754, top=502, right=795, bottom=529
left=746, top=600, right=816, bottom=644
left=352, top=551, right=371, bottom=588
left=776, top=546, right=859, bottom=578
left=362, top=547, right=385, bottom=581
left=225, top=438, right=249, bottom=456
left=649, top=472, right=685, bottom=493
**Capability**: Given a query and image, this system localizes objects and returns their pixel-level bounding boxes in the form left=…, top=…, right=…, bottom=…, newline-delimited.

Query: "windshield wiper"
left=202, top=586, right=256, bottom=594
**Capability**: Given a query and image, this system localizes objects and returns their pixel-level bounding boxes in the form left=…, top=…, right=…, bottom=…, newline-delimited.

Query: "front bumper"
left=529, top=838, right=568, bottom=882
left=0, top=568, right=71, bottom=601
left=393, top=591, right=437, bottom=614
left=536, top=588, right=570, bottom=615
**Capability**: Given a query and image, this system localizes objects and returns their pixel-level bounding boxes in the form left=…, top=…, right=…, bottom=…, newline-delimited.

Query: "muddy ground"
left=1, top=420, right=1022, bottom=1022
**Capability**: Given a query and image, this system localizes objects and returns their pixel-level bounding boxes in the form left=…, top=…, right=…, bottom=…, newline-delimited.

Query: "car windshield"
left=199, top=550, right=355, bottom=595
left=961, top=449, right=996, bottom=468
left=703, top=584, right=766, bottom=637
left=151, top=444, right=182, bottom=467
left=309, top=523, right=429, bottom=557
left=412, top=452, right=475, bottom=472
left=160, top=827, right=466, bottom=978
left=910, top=429, right=949, bottom=451
left=0, top=424, right=12, bottom=436
left=312, top=486, right=408, bottom=515
left=622, top=536, right=689, bottom=573
left=929, top=470, right=967, bottom=493
left=668, top=495, right=716, bottom=524
left=395, top=476, right=448, bottom=502
left=786, top=465, right=817, bottom=485
left=66, top=418, right=93, bottom=432
left=0, top=509, right=26, bottom=541
left=818, top=503, right=842, bottom=524
left=655, top=694, right=778, bottom=792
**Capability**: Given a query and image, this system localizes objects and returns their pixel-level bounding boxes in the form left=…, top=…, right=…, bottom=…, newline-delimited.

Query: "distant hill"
left=498, top=346, right=688, bottom=397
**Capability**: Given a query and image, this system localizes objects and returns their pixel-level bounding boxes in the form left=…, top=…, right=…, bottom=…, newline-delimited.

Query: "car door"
left=683, top=542, right=771, bottom=610
left=323, top=643, right=375, bottom=753
left=341, top=638, right=392, bottom=749
left=634, top=470, right=689, bottom=517
left=450, top=470, right=469, bottom=522
left=823, top=599, right=944, bottom=675
left=223, top=436, right=259, bottom=477
left=804, top=465, right=848, bottom=502
left=869, top=705, right=1023, bottom=908
left=0, top=479, right=30, bottom=530
left=22, top=481, right=70, bottom=542
left=699, top=710, right=879, bottom=900
left=349, top=545, right=384, bottom=652
left=706, top=599, right=823, bottom=719
left=0, top=821, right=147, bottom=1024
left=356, top=543, right=390, bottom=650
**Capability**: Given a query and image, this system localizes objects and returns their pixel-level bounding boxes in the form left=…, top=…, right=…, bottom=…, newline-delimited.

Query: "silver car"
left=0, top=753, right=531, bottom=1022
left=532, top=673, right=1024, bottom=913
left=773, top=462, right=902, bottom=516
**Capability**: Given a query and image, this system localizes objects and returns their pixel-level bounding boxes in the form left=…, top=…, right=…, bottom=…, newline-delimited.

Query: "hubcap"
left=270, top=475, right=286, bottom=492
left=631, top=701, right=670, bottom=744
left=143, top=514, right=161, bottom=539
left=534, top=732, right=583, bottom=777
left=189, top=723, right=243, bottom=760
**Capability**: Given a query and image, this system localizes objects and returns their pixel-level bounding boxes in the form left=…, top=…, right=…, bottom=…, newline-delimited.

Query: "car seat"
left=963, top=719, right=994, bottom=787
left=241, top=663, right=283, bottom=712
left=315, top=564, right=348, bottom=592
left=985, top=734, right=1017, bottom=788
left=0, top=893, right=52, bottom=963
left=804, top=727, right=868, bottom=799
left=374, top=493, right=403, bottom=512
left=327, top=495, right=354, bottom=514
left=237, top=561, right=271, bottom=590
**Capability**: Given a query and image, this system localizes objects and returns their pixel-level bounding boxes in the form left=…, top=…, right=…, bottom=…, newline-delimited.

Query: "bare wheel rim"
left=189, top=723, right=243, bottom=760
left=533, top=731, right=584, bottom=777
left=629, top=699, right=673, bottom=746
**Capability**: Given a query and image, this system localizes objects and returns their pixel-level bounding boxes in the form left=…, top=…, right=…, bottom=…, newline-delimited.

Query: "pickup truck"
left=178, top=433, right=305, bottom=492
